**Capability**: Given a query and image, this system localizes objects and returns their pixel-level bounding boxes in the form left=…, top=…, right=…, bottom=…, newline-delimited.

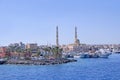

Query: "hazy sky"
left=0, top=0, right=120, bottom=46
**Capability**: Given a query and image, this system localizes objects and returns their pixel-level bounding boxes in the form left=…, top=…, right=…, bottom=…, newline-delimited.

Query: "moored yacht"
left=79, top=53, right=90, bottom=58
left=97, top=49, right=112, bottom=58
left=99, top=53, right=110, bottom=58
left=78, top=49, right=112, bottom=58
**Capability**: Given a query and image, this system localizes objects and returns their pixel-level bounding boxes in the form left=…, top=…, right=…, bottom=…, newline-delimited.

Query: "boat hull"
left=0, top=59, right=6, bottom=64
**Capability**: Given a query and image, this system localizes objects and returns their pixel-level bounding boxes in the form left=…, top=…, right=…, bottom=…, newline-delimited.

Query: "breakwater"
left=5, top=58, right=77, bottom=65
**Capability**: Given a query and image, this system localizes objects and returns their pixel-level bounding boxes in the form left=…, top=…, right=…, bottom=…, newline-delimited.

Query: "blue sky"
left=0, top=0, right=120, bottom=46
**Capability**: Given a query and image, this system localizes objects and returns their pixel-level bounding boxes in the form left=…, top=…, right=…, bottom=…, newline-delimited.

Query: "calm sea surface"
left=0, top=54, right=120, bottom=80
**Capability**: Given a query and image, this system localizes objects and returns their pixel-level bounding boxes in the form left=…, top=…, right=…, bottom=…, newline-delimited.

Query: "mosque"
left=56, top=26, right=81, bottom=52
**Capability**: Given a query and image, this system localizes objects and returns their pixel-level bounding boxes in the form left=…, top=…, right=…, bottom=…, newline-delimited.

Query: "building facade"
left=0, top=47, right=7, bottom=58
left=26, top=43, right=38, bottom=50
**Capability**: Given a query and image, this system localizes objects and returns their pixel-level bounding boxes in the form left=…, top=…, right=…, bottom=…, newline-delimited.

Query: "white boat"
left=74, top=55, right=80, bottom=58
left=89, top=53, right=99, bottom=58
left=98, top=53, right=109, bottom=58
left=97, top=49, right=112, bottom=58
left=79, top=49, right=111, bottom=58
left=79, top=53, right=90, bottom=58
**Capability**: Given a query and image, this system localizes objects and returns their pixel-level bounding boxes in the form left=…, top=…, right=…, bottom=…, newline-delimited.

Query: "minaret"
left=75, top=26, right=77, bottom=42
left=74, top=26, right=80, bottom=46
left=56, top=26, right=59, bottom=47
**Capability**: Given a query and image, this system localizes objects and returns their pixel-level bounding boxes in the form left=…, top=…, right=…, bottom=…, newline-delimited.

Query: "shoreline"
left=4, top=58, right=77, bottom=65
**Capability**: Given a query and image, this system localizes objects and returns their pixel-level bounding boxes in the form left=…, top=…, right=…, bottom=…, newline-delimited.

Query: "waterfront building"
left=25, top=43, right=38, bottom=50
left=62, top=44, right=89, bottom=53
left=25, top=43, right=38, bottom=57
left=62, top=27, right=81, bottom=53
left=0, top=47, right=7, bottom=58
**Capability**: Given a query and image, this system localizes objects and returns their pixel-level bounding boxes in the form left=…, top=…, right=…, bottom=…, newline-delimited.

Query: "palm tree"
left=37, top=49, right=41, bottom=57
left=52, top=47, right=62, bottom=59
left=16, top=47, right=23, bottom=59
left=43, top=47, right=51, bottom=59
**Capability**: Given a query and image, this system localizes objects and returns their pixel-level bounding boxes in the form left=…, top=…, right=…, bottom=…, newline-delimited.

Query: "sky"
left=0, top=0, right=120, bottom=46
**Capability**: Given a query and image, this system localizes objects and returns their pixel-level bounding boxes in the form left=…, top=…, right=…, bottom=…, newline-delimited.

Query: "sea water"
left=0, top=54, right=120, bottom=80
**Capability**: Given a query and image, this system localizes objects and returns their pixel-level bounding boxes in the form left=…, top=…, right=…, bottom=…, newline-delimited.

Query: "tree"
left=52, top=47, right=62, bottom=59
left=43, top=47, right=51, bottom=59
left=37, top=49, right=41, bottom=57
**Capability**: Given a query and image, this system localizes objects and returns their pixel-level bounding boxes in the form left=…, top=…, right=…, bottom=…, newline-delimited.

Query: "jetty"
left=5, top=58, right=77, bottom=65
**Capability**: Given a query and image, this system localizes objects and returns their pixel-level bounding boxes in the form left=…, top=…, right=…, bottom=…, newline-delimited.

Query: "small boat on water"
left=79, top=53, right=99, bottom=58
left=114, top=51, right=120, bottom=54
left=79, top=53, right=90, bottom=58
left=98, top=53, right=110, bottom=58
left=98, top=49, right=112, bottom=58
left=0, top=59, right=6, bottom=64
left=74, top=55, right=80, bottom=58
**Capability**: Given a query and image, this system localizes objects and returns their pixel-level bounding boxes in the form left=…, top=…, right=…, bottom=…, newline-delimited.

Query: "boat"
left=74, top=55, right=80, bottom=58
left=99, top=53, right=110, bottom=58
left=89, top=53, right=99, bottom=58
left=79, top=49, right=112, bottom=58
left=79, top=53, right=90, bottom=58
left=97, top=49, right=112, bottom=58
left=79, top=53, right=86, bottom=58
left=0, top=59, right=6, bottom=64
left=114, top=51, right=120, bottom=54
left=79, top=53, right=99, bottom=58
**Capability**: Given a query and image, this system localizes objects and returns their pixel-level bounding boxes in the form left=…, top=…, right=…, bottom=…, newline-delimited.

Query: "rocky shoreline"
left=5, top=58, right=77, bottom=65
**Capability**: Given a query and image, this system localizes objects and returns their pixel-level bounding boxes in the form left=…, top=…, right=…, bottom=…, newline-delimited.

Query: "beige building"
left=62, top=27, right=81, bottom=52
left=26, top=43, right=38, bottom=49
